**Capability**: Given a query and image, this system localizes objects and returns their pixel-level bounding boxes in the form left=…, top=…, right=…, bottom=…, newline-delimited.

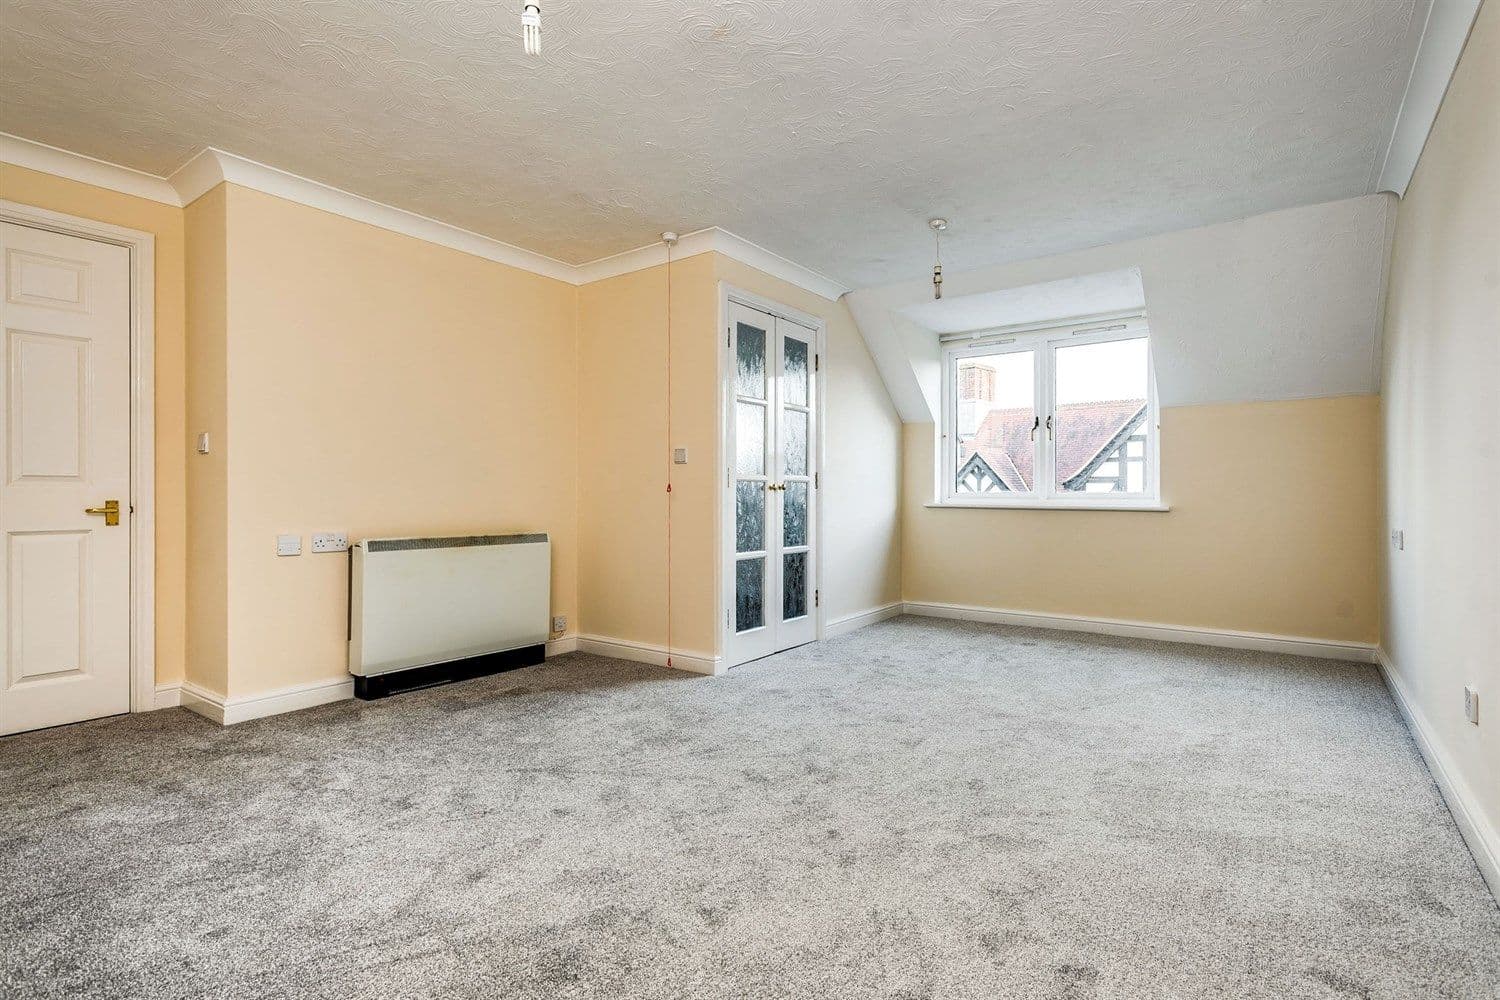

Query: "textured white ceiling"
left=901, top=269, right=1144, bottom=334
left=1, top=0, right=1425, bottom=288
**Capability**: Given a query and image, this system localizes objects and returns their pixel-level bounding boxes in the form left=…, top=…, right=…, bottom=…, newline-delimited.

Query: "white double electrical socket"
left=311, top=532, right=349, bottom=553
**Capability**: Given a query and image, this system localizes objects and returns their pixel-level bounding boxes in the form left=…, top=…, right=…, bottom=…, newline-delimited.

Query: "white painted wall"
left=1380, top=0, right=1500, bottom=892
left=849, top=194, right=1397, bottom=420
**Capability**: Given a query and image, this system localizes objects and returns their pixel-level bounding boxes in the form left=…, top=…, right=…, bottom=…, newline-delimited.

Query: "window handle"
left=1046, top=415, right=1053, bottom=440
left=1029, top=416, right=1039, bottom=441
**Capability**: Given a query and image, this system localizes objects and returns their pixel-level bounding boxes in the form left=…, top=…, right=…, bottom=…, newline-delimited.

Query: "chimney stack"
left=957, top=362, right=996, bottom=438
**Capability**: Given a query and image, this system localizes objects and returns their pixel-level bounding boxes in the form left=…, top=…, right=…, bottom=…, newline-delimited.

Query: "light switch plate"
left=276, top=534, right=302, bottom=556
left=1391, top=529, right=1404, bottom=550
left=311, top=532, right=348, bottom=553
left=196, top=432, right=210, bottom=455
left=673, top=448, right=688, bottom=465
left=1465, top=686, right=1479, bottom=725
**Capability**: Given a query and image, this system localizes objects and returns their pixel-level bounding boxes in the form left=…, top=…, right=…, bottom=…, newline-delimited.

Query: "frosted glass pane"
left=736, top=322, right=767, bottom=399
left=736, top=481, right=764, bottom=553
left=737, top=402, right=765, bottom=475
left=784, top=409, right=808, bottom=476
left=783, top=552, right=807, bottom=621
left=736, top=558, right=764, bottom=632
left=784, top=338, right=809, bottom=407
left=783, top=482, right=808, bottom=548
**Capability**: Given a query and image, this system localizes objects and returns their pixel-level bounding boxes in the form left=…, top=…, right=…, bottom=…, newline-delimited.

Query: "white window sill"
left=926, top=499, right=1171, bottom=512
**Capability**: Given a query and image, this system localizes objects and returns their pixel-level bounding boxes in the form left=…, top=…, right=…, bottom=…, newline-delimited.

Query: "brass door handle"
left=84, top=499, right=121, bottom=526
left=766, top=483, right=785, bottom=491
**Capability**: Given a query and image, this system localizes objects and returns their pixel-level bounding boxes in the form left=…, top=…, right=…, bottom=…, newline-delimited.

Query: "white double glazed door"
left=726, top=299, right=818, bottom=666
left=0, top=222, right=133, bottom=735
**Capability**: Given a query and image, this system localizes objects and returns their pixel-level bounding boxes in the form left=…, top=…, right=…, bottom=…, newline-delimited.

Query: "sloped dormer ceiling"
left=2, top=0, right=1435, bottom=288
left=848, top=194, right=1397, bottom=420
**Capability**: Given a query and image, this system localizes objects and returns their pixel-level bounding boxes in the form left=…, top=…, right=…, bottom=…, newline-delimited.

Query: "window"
left=940, top=319, right=1159, bottom=508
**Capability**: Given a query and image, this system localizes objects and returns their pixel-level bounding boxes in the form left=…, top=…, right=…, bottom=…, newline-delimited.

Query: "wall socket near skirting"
left=552, top=615, right=567, bottom=634
left=311, top=532, right=348, bottom=553
left=1465, top=686, right=1479, bottom=725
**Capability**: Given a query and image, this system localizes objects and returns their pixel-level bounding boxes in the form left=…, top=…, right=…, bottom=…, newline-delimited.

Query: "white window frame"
left=937, top=316, right=1164, bottom=511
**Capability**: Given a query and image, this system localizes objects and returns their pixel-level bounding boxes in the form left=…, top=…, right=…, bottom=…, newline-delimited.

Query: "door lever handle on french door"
left=766, top=483, right=785, bottom=491
left=84, top=499, right=121, bottom=526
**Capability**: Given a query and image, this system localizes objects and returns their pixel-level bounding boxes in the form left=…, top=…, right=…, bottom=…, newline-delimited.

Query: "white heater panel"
left=350, top=534, right=550, bottom=677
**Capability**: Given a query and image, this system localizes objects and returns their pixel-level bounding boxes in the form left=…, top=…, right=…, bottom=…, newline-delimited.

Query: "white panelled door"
left=0, top=223, right=132, bottom=735
left=726, top=300, right=817, bottom=666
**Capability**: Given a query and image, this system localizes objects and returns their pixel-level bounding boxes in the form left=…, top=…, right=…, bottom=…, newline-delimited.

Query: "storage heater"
left=349, top=534, right=550, bottom=699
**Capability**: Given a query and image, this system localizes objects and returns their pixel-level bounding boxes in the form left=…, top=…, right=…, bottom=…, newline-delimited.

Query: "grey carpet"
left=3, top=616, right=1498, bottom=999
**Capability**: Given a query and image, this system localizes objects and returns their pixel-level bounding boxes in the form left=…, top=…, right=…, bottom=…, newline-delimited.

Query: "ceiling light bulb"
left=522, top=2, right=541, bottom=55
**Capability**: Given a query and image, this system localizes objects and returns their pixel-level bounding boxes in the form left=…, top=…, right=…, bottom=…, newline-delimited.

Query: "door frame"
left=718, top=283, right=826, bottom=668
left=0, top=200, right=156, bottom=716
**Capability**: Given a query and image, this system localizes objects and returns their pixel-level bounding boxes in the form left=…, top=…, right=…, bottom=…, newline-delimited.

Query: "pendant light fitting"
left=929, top=218, right=948, bottom=300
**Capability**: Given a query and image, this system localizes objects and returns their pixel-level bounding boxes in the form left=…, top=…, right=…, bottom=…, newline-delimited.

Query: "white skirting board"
left=178, top=677, right=354, bottom=726
left=901, top=601, right=1378, bottom=662
left=823, top=602, right=904, bottom=639
left=161, top=632, right=711, bottom=725
left=575, top=635, right=722, bottom=676
left=1376, top=649, right=1500, bottom=902
left=155, top=604, right=1382, bottom=727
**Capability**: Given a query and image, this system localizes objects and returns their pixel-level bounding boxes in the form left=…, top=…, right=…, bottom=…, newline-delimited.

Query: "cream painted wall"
left=714, top=257, right=903, bottom=626
left=1380, top=0, right=1499, bottom=869
left=577, top=253, right=719, bottom=656
left=0, top=161, right=903, bottom=700
left=6, top=143, right=1381, bottom=711
left=183, top=186, right=229, bottom=695
left=210, top=183, right=579, bottom=699
left=903, top=395, right=1380, bottom=643
left=0, top=164, right=188, bottom=687
left=577, top=252, right=903, bottom=660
